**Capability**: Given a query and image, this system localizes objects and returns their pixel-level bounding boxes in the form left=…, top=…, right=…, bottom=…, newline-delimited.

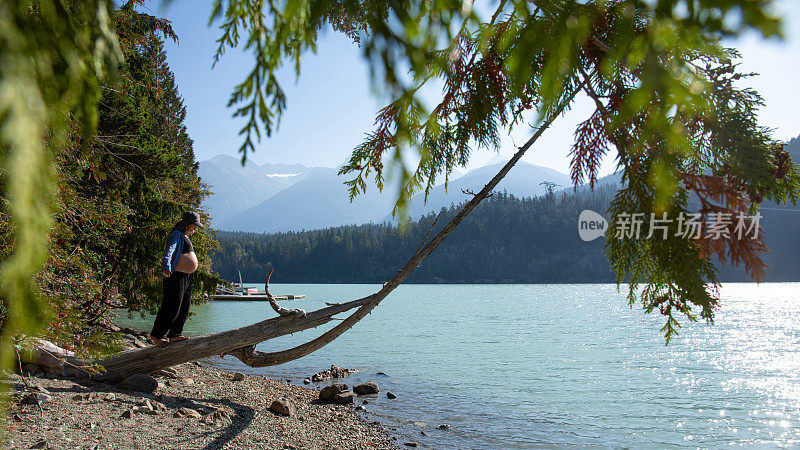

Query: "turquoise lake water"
left=114, top=283, right=800, bottom=448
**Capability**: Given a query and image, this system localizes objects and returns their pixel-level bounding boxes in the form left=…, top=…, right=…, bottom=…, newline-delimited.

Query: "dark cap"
left=182, top=211, right=204, bottom=228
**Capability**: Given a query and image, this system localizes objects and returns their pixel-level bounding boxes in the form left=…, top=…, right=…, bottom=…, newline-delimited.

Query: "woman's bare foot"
left=168, top=336, right=189, bottom=343
left=149, top=335, right=167, bottom=347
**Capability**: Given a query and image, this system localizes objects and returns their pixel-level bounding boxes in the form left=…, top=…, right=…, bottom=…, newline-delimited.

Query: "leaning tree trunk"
left=25, top=86, right=581, bottom=383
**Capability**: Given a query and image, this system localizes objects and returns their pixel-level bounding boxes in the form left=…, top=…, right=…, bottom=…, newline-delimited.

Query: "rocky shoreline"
left=4, top=338, right=398, bottom=449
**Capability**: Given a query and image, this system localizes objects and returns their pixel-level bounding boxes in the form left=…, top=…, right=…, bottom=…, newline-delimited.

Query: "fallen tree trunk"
left=24, top=85, right=581, bottom=383
left=26, top=295, right=369, bottom=382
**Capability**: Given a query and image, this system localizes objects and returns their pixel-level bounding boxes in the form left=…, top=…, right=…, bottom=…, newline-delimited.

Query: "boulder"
left=117, top=373, right=158, bottom=394
left=269, top=398, right=294, bottom=417
left=353, top=382, right=379, bottom=395
left=386, top=391, right=397, bottom=399
left=21, top=392, right=50, bottom=406
left=318, top=384, right=355, bottom=404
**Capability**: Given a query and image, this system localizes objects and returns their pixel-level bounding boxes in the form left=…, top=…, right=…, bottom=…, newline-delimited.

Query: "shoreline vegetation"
left=4, top=328, right=398, bottom=449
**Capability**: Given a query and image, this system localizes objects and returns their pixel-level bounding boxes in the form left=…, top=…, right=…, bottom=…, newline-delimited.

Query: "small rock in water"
left=310, top=365, right=357, bottom=382
left=232, top=372, right=245, bottom=381
left=362, top=399, right=370, bottom=405
left=403, top=442, right=417, bottom=447
left=376, top=372, right=388, bottom=376
left=386, top=391, right=397, bottom=399
left=117, top=373, right=158, bottom=394
left=353, top=382, right=379, bottom=395
left=303, top=378, right=311, bottom=384
left=420, top=431, right=428, bottom=436
left=354, top=405, right=366, bottom=412
left=438, top=424, right=451, bottom=429
left=269, top=398, right=294, bottom=417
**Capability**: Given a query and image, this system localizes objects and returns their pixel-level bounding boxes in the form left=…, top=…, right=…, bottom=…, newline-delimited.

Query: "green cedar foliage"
left=214, top=0, right=800, bottom=341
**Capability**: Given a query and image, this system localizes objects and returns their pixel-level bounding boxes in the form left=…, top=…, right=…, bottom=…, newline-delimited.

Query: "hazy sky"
left=159, top=1, right=800, bottom=178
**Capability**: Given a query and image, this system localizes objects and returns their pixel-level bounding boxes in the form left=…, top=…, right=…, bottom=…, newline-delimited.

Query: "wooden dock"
left=210, top=294, right=306, bottom=301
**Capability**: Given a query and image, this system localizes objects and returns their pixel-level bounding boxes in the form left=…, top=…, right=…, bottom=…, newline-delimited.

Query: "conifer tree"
left=26, top=2, right=219, bottom=355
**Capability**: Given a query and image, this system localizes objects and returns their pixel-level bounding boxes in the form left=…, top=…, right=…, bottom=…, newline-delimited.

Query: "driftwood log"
left=23, top=86, right=580, bottom=383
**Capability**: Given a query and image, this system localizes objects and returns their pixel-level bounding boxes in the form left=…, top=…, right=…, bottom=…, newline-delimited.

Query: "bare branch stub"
left=462, top=188, right=492, bottom=197
left=264, top=268, right=305, bottom=317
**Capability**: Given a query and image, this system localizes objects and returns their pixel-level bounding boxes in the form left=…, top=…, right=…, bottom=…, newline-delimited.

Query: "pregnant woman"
left=149, top=211, right=203, bottom=347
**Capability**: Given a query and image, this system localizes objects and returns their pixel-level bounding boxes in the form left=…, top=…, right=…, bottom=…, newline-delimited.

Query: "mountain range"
left=200, top=155, right=586, bottom=232
left=197, top=155, right=309, bottom=225
left=203, top=134, right=799, bottom=233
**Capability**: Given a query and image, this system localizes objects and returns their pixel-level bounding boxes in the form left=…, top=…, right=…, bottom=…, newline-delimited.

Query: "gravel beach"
left=4, top=356, right=396, bottom=449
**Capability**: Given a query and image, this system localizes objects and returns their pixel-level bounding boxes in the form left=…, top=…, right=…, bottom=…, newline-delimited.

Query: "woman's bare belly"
left=174, top=251, right=198, bottom=274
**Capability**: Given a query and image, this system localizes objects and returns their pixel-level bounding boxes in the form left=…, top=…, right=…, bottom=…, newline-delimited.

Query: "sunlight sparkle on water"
left=114, top=282, right=800, bottom=447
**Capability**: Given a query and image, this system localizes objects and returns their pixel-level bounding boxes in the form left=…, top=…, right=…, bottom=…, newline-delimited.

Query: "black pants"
left=151, top=272, right=193, bottom=339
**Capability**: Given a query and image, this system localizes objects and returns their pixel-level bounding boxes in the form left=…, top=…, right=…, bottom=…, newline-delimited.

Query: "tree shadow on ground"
left=28, top=378, right=256, bottom=450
